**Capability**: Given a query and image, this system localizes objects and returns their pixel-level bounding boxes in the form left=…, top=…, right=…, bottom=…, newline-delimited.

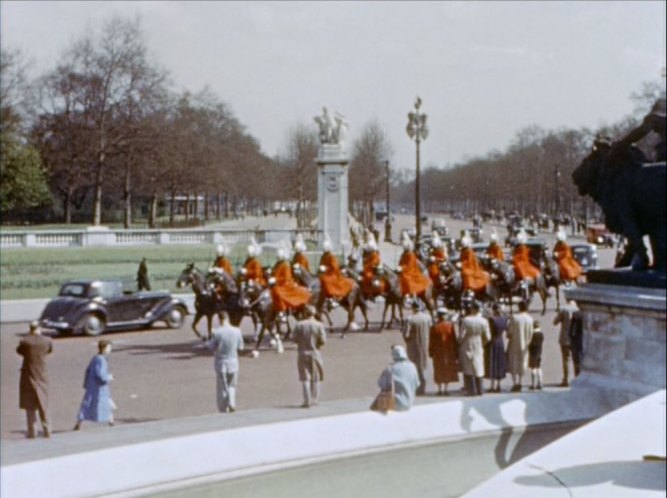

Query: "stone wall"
left=565, top=283, right=666, bottom=407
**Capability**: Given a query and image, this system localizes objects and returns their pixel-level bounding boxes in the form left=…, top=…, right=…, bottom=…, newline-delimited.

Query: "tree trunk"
left=149, top=192, right=158, bottom=228
left=216, top=192, right=221, bottom=220
left=92, top=154, right=104, bottom=226
left=169, top=187, right=176, bottom=226
left=185, top=192, right=190, bottom=222
left=64, top=186, right=72, bottom=224
left=204, top=192, right=210, bottom=221
left=123, top=160, right=132, bottom=229
left=193, top=192, right=199, bottom=221
left=224, top=191, right=229, bottom=219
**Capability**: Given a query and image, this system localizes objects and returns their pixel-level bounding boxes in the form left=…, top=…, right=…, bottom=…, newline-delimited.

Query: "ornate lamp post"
left=406, top=97, right=428, bottom=251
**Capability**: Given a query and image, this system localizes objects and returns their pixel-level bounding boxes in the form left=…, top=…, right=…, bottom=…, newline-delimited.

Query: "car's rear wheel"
left=165, top=307, right=185, bottom=329
left=79, top=313, right=105, bottom=336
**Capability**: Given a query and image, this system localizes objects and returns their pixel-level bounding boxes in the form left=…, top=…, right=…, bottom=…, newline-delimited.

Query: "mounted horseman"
left=397, top=231, right=435, bottom=314
left=270, top=246, right=312, bottom=325
left=291, top=233, right=311, bottom=273
left=486, top=230, right=505, bottom=262
left=315, top=234, right=369, bottom=335
left=553, top=229, right=583, bottom=285
left=213, top=243, right=234, bottom=275
left=512, top=229, right=549, bottom=314
left=426, top=231, right=449, bottom=302
left=459, top=232, right=491, bottom=305
left=360, top=231, right=387, bottom=302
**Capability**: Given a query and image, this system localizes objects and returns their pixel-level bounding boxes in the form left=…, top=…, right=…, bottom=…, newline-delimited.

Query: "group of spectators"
left=16, top=297, right=584, bottom=439
left=379, top=298, right=584, bottom=411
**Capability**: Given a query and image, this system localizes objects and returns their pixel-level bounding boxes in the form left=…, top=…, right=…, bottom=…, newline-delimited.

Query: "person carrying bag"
left=372, top=345, right=419, bottom=412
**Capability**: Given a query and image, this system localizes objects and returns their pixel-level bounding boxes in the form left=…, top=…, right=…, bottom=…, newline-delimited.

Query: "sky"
left=1, top=1, right=665, bottom=172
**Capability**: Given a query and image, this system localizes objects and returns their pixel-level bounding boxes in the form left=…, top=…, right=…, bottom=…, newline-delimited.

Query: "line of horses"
left=175, top=243, right=575, bottom=351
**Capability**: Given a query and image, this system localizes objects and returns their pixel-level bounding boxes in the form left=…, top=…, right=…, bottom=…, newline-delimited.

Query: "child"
left=528, top=321, right=544, bottom=390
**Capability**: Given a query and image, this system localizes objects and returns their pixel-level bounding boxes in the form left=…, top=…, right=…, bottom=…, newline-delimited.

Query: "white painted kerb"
left=1, top=390, right=613, bottom=498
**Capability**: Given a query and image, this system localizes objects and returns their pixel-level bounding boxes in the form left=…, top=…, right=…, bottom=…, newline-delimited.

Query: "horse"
left=206, top=268, right=246, bottom=327
left=176, top=263, right=221, bottom=341
left=373, top=265, right=436, bottom=329
left=293, top=264, right=369, bottom=335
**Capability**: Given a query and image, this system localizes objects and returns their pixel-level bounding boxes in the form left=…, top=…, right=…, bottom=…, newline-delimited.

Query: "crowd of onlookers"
left=15, top=299, right=584, bottom=438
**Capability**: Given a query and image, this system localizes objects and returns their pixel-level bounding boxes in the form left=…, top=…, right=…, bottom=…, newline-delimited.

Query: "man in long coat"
left=17, top=321, right=53, bottom=438
left=136, top=257, right=151, bottom=291
left=459, top=301, right=491, bottom=396
left=507, top=301, right=534, bottom=392
left=293, top=306, right=326, bottom=408
left=318, top=238, right=354, bottom=302
left=402, top=301, right=433, bottom=395
left=270, top=249, right=312, bottom=314
left=553, top=231, right=583, bottom=282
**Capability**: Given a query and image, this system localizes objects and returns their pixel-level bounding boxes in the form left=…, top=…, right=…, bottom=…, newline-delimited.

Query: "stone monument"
left=314, top=107, right=349, bottom=252
left=566, top=100, right=666, bottom=406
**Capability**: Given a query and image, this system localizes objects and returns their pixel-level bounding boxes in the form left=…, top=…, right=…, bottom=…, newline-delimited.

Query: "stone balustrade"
left=0, top=228, right=323, bottom=249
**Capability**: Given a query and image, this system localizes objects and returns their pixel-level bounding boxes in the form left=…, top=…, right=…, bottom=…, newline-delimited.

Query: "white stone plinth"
left=317, top=145, right=349, bottom=252
left=565, top=283, right=666, bottom=407
left=81, top=226, right=115, bottom=246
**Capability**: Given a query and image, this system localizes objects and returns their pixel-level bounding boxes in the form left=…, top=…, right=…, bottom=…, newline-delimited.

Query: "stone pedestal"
left=317, top=144, right=349, bottom=252
left=81, top=226, right=115, bottom=246
left=564, top=282, right=666, bottom=407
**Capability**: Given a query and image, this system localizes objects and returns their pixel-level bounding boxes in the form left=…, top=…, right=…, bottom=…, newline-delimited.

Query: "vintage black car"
left=569, top=243, right=599, bottom=271
left=39, top=280, right=189, bottom=336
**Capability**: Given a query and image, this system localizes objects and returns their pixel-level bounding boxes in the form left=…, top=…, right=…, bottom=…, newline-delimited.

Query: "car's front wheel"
left=79, top=313, right=106, bottom=336
left=165, top=307, right=185, bottom=329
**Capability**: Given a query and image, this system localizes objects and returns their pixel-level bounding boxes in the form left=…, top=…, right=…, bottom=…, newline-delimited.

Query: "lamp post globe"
left=406, top=97, right=428, bottom=252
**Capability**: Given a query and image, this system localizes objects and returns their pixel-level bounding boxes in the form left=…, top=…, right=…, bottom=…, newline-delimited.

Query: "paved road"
left=1, top=214, right=616, bottom=440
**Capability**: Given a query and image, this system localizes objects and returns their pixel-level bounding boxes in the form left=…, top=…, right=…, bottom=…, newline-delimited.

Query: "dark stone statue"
left=572, top=101, right=666, bottom=273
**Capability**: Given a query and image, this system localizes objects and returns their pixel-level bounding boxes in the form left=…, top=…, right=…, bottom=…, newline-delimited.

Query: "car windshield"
left=572, top=247, right=590, bottom=254
left=59, top=283, right=86, bottom=297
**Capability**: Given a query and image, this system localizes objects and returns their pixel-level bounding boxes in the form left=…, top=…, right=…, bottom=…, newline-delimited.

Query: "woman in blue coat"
left=74, top=340, right=114, bottom=430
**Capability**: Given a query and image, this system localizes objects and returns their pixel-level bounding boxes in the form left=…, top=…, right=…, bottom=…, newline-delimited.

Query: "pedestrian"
left=293, top=305, right=326, bottom=408
left=207, top=311, right=245, bottom=413
left=16, top=321, right=53, bottom=439
left=377, top=345, right=420, bottom=411
left=459, top=301, right=491, bottom=396
left=569, top=310, right=584, bottom=377
left=487, top=303, right=508, bottom=393
left=402, top=300, right=432, bottom=395
left=553, top=300, right=577, bottom=387
left=507, top=301, right=534, bottom=392
left=528, top=320, right=544, bottom=390
left=428, top=307, right=459, bottom=395
left=74, top=340, right=115, bottom=430
left=137, top=257, right=151, bottom=291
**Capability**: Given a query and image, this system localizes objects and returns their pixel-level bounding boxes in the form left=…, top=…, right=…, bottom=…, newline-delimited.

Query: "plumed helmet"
left=490, top=229, right=498, bottom=243
left=432, top=231, right=442, bottom=248
left=557, top=230, right=567, bottom=242
left=516, top=229, right=528, bottom=245
left=247, top=244, right=257, bottom=257
left=365, top=231, right=378, bottom=251
left=460, top=231, right=472, bottom=248
left=277, top=248, right=286, bottom=260
left=322, top=232, right=332, bottom=252
left=402, top=237, right=414, bottom=251
left=294, top=233, right=306, bottom=253
left=216, top=244, right=229, bottom=256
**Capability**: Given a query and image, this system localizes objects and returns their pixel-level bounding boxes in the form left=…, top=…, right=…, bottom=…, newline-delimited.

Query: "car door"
left=98, top=282, right=136, bottom=323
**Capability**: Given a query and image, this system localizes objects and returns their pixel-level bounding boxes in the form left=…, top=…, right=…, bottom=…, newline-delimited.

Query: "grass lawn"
left=0, top=244, right=320, bottom=300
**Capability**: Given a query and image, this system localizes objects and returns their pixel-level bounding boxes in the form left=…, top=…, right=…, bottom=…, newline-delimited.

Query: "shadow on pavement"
left=516, top=461, right=666, bottom=492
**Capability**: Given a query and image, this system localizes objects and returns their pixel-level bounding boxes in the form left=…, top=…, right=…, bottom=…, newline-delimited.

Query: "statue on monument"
left=572, top=98, right=666, bottom=273
left=314, top=107, right=348, bottom=145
